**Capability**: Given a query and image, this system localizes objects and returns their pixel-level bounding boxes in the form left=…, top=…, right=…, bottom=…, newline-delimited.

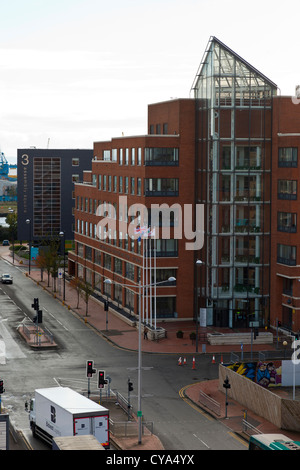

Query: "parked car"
left=2, top=240, right=9, bottom=246
left=1, top=274, right=13, bottom=284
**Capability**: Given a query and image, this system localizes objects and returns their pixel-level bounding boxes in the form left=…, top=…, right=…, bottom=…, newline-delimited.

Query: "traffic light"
left=254, top=327, right=259, bottom=340
left=223, top=377, right=231, bottom=389
left=98, top=370, right=107, bottom=389
left=86, top=360, right=96, bottom=378
left=0, top=379, right=5, bottom=394
left=31, top=298, right=39, bottom=311
left=128, top=380, right=133, bottom=392
left=104, top=300, right=109, bottom=311
left=34, top=310, right=43, bottom=324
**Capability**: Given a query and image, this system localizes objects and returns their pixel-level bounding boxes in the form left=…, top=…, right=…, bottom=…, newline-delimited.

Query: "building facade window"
left=154, top=239, right=178, bottom=257
left=103, top=150, right=111, bottom=161
left=125, top=289, right=134, bottom=310
left=125, top=176, right=129, bottom=194
left=144, top=178, right=179, bottom=196
left=95, top=250, right=101, bottom=265
left=235, top=146, right=261, bottom=170
left=112, top=149, right=118, bottom=162
left=85, top=246, right=92, bottom=261
left=277, top=212, right=297, bottom=232
left=114, top=258, right=123, bottom=275
left=33, top=157, right=61, bottom=237
left=144, top=148, right=179, bottom=166
left=114, top=283, right=122, bottom=304
left=137, top=148, right=142, bottom=165
left=137, top=178, right=141, bottom=195
left=125, top=262, right=135, bottom=280
left=154, top=297, right=176, bottom=318
left=277, top=244, right=297, bottom=266
left=278, top=147, right=298, bottom=167
left=151, top=268, right=177, bottom=284
left=104, top=253, right=112, bottom=270
left=131, top=177, right=135, bottom=195
left=283, top=278, right=293, bottom=296
left=77, top=243, right=84, bottom=257
left=278, top=180, right=297, bottom=200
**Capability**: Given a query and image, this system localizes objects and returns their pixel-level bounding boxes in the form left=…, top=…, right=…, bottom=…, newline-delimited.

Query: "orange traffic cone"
left=192, top=357, right=196, bottom=369
left=178, top=356, right=182, bottom=366
left=212, top=355, right=216, bottom=364
left=183, top=357, right=187, bottom=365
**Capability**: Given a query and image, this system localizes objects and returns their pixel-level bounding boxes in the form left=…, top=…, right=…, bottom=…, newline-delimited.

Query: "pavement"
left=3, top=249, right=300, bottom=450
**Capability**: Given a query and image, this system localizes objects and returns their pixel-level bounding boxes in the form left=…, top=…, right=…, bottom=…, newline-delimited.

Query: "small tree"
left=70, top=276, right=84, bottom=309
left=35, top=252, right=47, bottom=282
left=80, top=279, right=93, bottom=316
left=6, top=212, right=17, bottom=241
left=51, top=253, right=60, bottom=292
left=39, top=238, right=61, bottom=287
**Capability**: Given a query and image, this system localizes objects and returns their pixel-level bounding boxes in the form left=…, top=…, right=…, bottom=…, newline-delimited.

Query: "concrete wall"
left=219, top=364, right=282, bottom=428
left=219, top=363, right=300, bottom=432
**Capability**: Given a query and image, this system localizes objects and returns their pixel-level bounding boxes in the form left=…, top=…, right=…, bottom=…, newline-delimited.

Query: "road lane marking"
left=227, top=431, right=248, bottom=448
left=43, top=307, right=69, bottom=331
left=193, top=433, right=210, bottom=448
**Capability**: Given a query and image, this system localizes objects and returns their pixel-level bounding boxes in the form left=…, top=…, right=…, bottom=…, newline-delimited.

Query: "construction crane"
left=0, top=151, right=9, bottom=177
left=0, top=151, right=17, bottom=180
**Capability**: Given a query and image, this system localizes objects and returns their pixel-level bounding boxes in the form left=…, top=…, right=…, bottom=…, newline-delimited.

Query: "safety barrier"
left=198, top=389, right=221, bottom=416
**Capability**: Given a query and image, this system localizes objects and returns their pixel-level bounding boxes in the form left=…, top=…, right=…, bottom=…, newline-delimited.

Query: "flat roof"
left=35, top=387, right=108, bottom=414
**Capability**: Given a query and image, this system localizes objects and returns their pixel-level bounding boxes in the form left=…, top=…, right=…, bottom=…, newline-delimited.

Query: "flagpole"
left=149, top=235, right=152, bottom=327
left=154, top=236, right=157, bottom=330
left=143, top=236, right=145, bottom=323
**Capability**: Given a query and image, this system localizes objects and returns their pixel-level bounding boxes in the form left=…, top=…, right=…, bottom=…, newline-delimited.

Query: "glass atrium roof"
left=191, top=36, right=278, bottom=104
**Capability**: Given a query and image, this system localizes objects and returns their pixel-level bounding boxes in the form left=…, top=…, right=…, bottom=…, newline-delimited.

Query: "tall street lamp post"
left=59, top=231, right=66, bottom=301
left=104, top=276, right=175, bottom=445
left=195, top=259, right=204, bottom=353
left=26, top=218, right=31, bottom=275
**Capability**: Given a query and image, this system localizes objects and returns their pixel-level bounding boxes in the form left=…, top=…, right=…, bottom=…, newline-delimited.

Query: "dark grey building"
left=17, top=148, right=93, bottom=242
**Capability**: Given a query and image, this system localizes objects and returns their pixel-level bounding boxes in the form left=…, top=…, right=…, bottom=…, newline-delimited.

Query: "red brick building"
left=68, top=36, right=300, bottom=334
left=68, top=99, right=198, bottom=323
left=270, top=96, right=300, bottom=333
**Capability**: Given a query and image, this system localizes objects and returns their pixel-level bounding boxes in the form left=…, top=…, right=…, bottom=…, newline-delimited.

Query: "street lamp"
left=104, top=276, right=175, bottom=445
left=59, top=231, right=66, bottom=301
left=195, top=259, right=204, bottom=353
left=26, top=219, right=31, bottom=275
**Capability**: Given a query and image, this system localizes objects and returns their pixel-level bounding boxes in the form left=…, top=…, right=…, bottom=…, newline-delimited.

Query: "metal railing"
left=230, top=349, right=293, bottom=363
left=242, top=419, right=262, bottom=436
left=109, top=419, right=153, bottom=437
left=198, top=389, right=221, bottom=416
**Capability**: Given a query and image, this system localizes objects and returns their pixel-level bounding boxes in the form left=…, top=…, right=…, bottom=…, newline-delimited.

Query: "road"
left=0, top=255, right=246, bottom=450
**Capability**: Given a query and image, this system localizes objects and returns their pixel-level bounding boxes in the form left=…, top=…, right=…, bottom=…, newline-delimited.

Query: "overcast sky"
left=0, top=0, right=299, bottom=163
